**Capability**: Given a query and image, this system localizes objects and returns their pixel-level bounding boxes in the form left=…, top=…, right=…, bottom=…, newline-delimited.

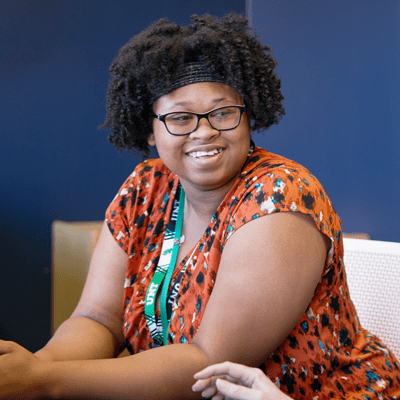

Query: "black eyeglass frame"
left=153, top=105, right=247, bottom=136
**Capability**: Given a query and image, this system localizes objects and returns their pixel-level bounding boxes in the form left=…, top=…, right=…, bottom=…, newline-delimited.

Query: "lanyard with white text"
left=144, top=184, right=185, bottom=346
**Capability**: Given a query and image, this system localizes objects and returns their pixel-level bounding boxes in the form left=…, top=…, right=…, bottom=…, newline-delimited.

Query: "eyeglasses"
left=154, top=105, right=247, bottom=136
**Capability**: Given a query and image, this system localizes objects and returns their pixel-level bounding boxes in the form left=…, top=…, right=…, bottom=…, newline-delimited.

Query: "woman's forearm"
left=40, top=343, right=207, bottom=400
left=35, top=316, right=119, bottom=362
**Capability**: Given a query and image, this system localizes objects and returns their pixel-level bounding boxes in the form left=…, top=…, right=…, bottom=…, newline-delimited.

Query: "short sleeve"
left=105, top=159, right=174, bottom=254
left=105, top=171, right=136, bottom=252
left=221, top=150, right=342, bottom=272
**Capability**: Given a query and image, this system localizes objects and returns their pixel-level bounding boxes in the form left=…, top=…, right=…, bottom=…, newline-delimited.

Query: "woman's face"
left=149, top=82, right=252, bottom=194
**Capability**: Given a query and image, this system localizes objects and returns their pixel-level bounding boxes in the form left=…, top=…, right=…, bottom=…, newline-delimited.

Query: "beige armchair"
left=52, top=220, right=103, bottom=333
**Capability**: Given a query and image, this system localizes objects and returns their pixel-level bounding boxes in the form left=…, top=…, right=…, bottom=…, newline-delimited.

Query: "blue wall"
left=0, top=0, right=245, bottom=352
left=248, top=0, right=400, bottom=242
left=1, top=0, right=399, bottom=352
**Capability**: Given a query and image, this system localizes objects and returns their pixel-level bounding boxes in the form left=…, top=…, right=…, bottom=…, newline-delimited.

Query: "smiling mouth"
left=187, top=148, right=223, bottom=158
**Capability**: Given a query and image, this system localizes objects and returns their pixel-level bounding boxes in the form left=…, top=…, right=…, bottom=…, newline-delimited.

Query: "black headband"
left=149, top=61, right=225, bottom=104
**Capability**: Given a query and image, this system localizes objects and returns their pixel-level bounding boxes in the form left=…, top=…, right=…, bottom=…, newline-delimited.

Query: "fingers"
left=194, top=364, right=290, bottom=400
left=192, top=373, right=238, bottom=392
left=193, top=362, right=259, bottom=400
left=194, top=361, right=243, bottom=379
left=194, top=361, right=258, bottom=386
left=199, top=382, right=219, bottom=399
left=193, top=362, right=282, bottom=400
left=192, top=376, right=223, bottom=399
left=192, top=377, right=215, bottom=392
left=215, top=378, right=262, bottom=400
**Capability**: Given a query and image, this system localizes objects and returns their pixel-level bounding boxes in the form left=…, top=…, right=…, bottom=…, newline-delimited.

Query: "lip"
left=185, top=146, right=225, bottom=159
left=187, top=148, right=224, bottom=159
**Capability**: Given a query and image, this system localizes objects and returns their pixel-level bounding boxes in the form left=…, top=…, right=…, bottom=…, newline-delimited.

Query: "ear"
left=245, top=108, right=252, bottom=134
left=147, top=133, right=156, bottom=147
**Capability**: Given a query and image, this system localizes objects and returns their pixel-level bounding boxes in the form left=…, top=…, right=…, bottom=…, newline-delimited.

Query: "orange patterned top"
left=105, top=146, right=400, bottom=399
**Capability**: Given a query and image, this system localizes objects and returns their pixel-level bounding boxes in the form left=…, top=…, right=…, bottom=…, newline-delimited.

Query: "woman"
left=0, top=14, right=399, bottom=399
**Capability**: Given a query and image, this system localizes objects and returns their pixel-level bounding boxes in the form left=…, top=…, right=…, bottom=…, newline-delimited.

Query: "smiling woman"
left=148, top=82, right=251, bottom=194
left=0, top=13, right=399, bottom=400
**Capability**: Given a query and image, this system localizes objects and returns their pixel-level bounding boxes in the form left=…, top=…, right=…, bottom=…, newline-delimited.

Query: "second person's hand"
left=192, top=361, right=292, bottom=400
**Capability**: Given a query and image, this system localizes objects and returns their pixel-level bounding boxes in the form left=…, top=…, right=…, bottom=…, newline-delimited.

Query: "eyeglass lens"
left=165, top=106, right=242, bottom=135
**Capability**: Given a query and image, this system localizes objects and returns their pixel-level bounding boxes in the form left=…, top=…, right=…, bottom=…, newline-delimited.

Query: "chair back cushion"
left=343, top=238, right=400, bottom=359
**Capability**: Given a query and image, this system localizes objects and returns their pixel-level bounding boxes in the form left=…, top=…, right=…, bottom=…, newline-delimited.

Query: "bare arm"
left=1, top=212, right=329, bottom=399
left=192, top=211, right=330, bottom=366
left=35, top=221, right=126, bottom=361
left=46, top=212, right=328, bottom=399
left=0, top=340, right=207, bottom=400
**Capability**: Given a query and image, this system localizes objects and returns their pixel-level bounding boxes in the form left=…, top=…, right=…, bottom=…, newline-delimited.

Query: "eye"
left=166, top=113, right=194, bottom=124
left=211, top=108, right=236, bottom=119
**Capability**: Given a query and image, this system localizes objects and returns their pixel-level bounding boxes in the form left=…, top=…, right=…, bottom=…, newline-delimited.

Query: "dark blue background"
left=1, top=0, right=399, bottom=353
left=250, top=0, right=400, bottom=242
left=0, top=0, right=245, bottom=352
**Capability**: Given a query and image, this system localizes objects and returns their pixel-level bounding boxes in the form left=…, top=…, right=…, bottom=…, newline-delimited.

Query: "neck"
left=180, top=181, right=233, bottom=222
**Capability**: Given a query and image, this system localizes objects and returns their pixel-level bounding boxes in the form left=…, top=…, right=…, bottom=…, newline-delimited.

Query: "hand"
left=192, top=361, right=291, bottom=400
left=0, top=340, right=47, bottom=399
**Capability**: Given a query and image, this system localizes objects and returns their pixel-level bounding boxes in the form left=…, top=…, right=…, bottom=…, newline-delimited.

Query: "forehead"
left=153, top=82, right=243, bottom=113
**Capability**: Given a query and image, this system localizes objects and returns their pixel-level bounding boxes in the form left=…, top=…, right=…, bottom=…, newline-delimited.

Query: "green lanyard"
left=144, top=185, right=185, bottom=346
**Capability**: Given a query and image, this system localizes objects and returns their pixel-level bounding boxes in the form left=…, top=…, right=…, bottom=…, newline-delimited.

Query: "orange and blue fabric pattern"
left=106, top=146, right=400, bottom=399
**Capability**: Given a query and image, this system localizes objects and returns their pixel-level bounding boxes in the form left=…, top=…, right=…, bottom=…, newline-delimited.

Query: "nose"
left=190, top=115, right=219, bottom=140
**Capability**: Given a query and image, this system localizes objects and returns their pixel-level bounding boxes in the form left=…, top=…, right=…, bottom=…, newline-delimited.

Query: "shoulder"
left=105, top=158, right=178, bottom=249
left=225, top=147, right=341, bottom=243
left=241, top=146, right=325, bottom=193
left=117, top=158, right=172, bottom=192
left=107, top=158, right=175, bottom=209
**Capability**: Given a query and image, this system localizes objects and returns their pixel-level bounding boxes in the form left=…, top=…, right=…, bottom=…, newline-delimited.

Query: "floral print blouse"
left=105, top=146, right=400, bottom=399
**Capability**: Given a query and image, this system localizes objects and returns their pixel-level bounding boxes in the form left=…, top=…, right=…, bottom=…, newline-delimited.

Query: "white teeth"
left=188, top=148, right=222, bottom=158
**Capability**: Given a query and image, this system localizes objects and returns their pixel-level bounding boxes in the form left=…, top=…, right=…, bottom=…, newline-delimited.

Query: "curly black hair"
left=101, top=13, right=285, bottom=157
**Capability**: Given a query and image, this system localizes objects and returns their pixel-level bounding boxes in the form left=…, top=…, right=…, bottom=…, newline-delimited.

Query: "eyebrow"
left=164, top=97, right=229, bottom=112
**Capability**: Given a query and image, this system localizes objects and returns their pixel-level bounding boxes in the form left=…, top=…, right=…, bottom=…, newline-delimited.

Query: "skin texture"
left=193, top=361, right=292, bottom=400
left=149, top=82, right=252, bottom=197
left=0, top=83, right=330, bottom=399
left=149, top=82, right=252, bottom=266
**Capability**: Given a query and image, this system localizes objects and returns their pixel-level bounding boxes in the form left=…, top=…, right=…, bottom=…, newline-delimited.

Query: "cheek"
left=152, top=134, right=185, bottom=164
left=149, top=123, right=168, bottom=150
